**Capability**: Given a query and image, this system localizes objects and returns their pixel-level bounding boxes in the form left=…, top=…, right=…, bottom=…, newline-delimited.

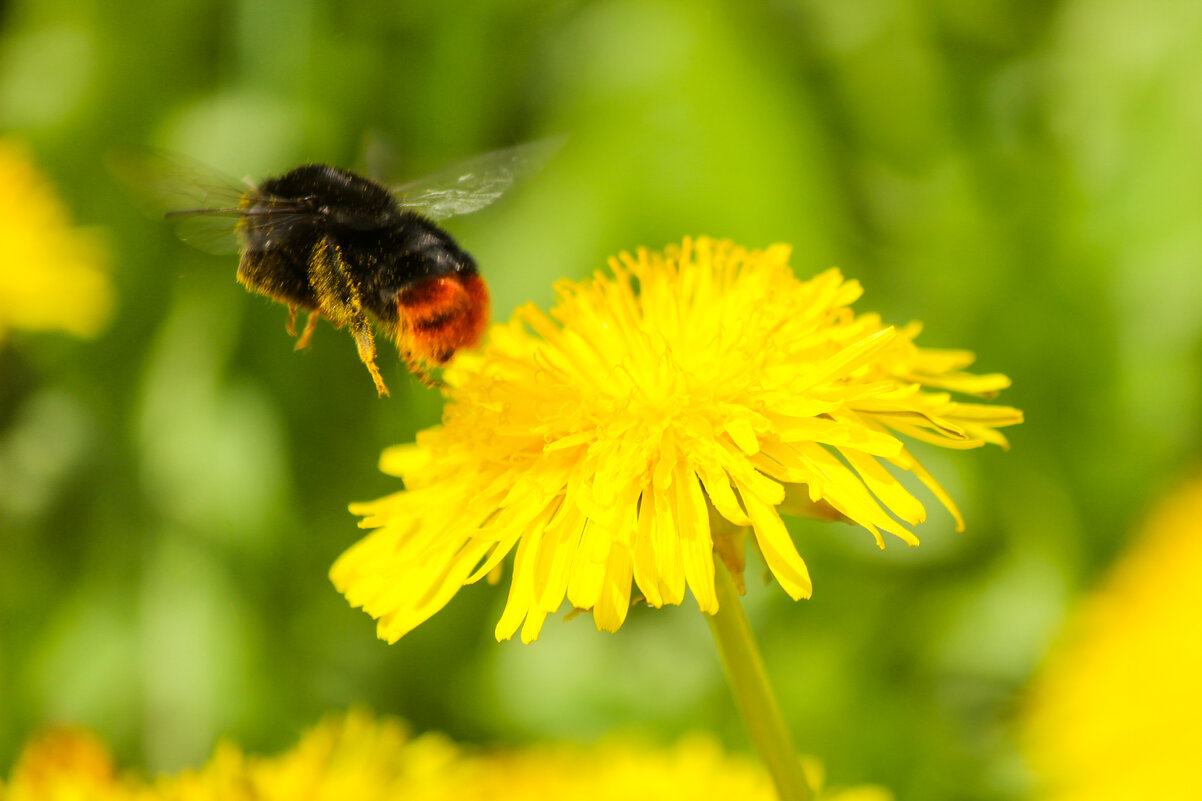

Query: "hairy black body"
left=116, top=138, right=561, bottom=394
left=238, top=165, right=478, bottom=329
left=227, top=165, right=490, bottom=395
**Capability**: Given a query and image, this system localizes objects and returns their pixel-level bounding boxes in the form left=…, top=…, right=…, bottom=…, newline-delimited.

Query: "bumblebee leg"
left=285, top=306, right=299, bottom=337
left=402, top=352, right=443, bottom=389
left=394, top=324, right=442, bottom=388
left=400, top=343, right=446, bottom=389
left=294, top=311, right=320, bottom=350
left=352, top=321, right=390, bottom=397
left=307, top=235, right=390, bottom=396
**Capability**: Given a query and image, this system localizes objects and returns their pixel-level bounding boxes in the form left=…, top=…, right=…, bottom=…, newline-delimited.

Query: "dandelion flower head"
left=1024, top=476, right=1202, bottom=801
left=0, top=727, right=126, bottom=801
left=333, top=237, right=1022, bottom=643
left=0, top=138, right=111, bottom=342
left=1, top=711, right=892, bottom=801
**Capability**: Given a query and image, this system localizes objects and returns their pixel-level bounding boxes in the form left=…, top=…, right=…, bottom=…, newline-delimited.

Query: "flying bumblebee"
left=116, top=138, right=560, bottom=396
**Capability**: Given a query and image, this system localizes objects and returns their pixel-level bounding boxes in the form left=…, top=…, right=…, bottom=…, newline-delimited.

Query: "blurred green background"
left=2, top=1, right=1200, bottom=799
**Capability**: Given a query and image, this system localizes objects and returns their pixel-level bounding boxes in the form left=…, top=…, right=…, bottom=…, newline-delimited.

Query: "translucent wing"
left=391, top=136, right=564, bottom=221
left=107, top=149, right=318, bottom=255
left=163, top=204, right=322, bottom=255
left=159, top=211, right=248, bottom=255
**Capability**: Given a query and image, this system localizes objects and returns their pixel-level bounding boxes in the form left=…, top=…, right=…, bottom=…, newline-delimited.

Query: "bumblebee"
left=118, top=139, right=559, bottom=395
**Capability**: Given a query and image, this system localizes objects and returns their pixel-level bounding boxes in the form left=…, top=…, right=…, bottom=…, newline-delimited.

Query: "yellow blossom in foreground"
left=1023, top=476, right=1202, bottom=801
left=0, top=711, right=891, bottom=801
left=154, top=712, right=458, bottom=801
left=0, top=138, right=111, bottom=342
left=333, top=237, right=1022, bottom=642
left=450, top=738, right=892, bottom=801
left=0, top=727, right=127, bottom=801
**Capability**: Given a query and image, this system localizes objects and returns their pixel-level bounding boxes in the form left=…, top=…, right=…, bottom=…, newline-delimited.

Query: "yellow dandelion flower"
left=153, top=744, right=252, bottom=801
left=332, top=237, right=1021, bottom=643
left=239, top=710, right=458, bottom=801
left=3, top=712, right=891, bottom=801
left=1023, top=475, right=1202, bottom=801
left=0, top=138, right=112, bottom=342
left=0, top=727, right=131, bottom=801
left=450, top=734, right=892, bottom=801
left=152, top=711, right=456, bottom=801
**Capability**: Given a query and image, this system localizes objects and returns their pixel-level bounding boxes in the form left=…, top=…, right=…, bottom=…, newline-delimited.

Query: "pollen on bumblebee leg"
left=295, top=311, right=320, bottom=350
left=351, top=322, right=390, bottom=397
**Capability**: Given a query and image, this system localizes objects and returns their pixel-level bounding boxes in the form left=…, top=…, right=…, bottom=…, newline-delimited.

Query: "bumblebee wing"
left=162, top=204, right=323, bottom=255
left=108, top=148, right=257, bottom=217
left=107, top=149, right=316, bottom=255
left=390, top=136, right=563, bottom=221
left=158, top=208, right=247, bottom=255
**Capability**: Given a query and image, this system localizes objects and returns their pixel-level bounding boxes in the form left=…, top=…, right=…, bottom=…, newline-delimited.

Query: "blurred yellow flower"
left=0, top=138, right=111, bottom=343
left=154, top=712, right=458, bottom=801
left=457, top=738, right=891, bottom=801
left=1024, top=475, right=1202, bottom=801
left=1, top=711, right=892, bottom=801
left=0, top=727, right=127, bottom=801
left=333, top=237, right=1022, bottom=642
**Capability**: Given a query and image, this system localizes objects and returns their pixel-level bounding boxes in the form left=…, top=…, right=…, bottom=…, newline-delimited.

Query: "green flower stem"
left=707, top=560, right=813, bottom=801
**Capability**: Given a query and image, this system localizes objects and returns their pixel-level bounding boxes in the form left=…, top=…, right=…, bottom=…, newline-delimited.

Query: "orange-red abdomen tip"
left=396, top=272, right=490, bottom=366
